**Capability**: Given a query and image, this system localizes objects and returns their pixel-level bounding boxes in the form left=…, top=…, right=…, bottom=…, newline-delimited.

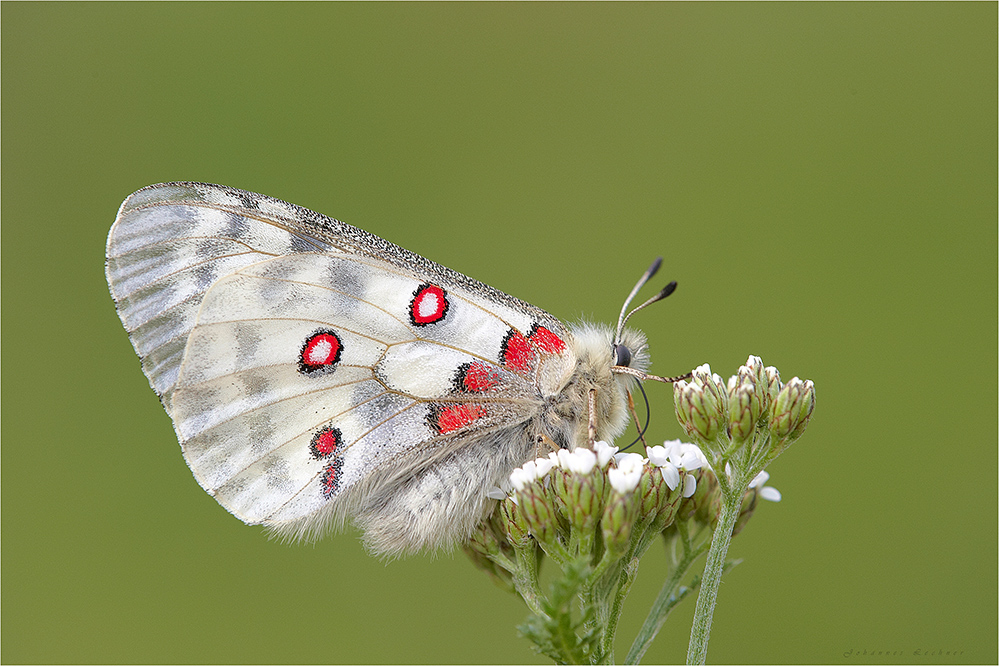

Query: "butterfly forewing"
left=107, top=183, right=579, bottom=536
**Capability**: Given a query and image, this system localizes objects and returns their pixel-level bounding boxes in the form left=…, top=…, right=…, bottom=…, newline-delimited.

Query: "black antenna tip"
left=661, top=281, right=678, bottom=298
left=646, top=256, right=663, bottom=279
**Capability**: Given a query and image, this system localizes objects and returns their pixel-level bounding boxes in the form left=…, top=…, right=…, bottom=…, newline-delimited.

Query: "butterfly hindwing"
left=173, top=252, right=559, bottom=527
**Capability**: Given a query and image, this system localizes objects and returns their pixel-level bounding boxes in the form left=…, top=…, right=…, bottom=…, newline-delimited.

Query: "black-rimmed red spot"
left=321, top=458, right=344, bottom=499
left=454, top=361, right=501, bottom=393
left=500, top=329, right=534, bottom=374
left=299, top=329, right=343, bottom=375
left=529, top=324, right=566, bottom=354
left=309, top=426, right=342, bottom=460
left=429, top=403, right=488, bottom=434
left=409, top=283, right=449, bottom=326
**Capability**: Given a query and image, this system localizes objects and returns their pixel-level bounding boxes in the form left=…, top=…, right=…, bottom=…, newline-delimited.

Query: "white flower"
left=533, top=456, right=557, bottom=478
left=607, top=452, right=645, bottom=495
left=509, top=463, right=536, bottom=491
left=613, top=452, right=646, bottom=472
left=749, top=470, right=782, bottom=502
left=649, top=440, right=703, bottom=494
left=661, top=439, right=707, bottom=471
left=560, top=447, right=597, bottom=475
left=593, top=440, right=619, bottom=467
left=645, top=445, right=670, bottom=467
left=607, top=466, right=642, bottom=494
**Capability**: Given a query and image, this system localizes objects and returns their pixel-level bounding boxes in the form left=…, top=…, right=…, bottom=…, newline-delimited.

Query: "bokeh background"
left=3, top=3, right=995, bottom=664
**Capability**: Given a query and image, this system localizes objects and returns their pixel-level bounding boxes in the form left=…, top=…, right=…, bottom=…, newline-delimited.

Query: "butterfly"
left=106, top=182, right=684, bottom=555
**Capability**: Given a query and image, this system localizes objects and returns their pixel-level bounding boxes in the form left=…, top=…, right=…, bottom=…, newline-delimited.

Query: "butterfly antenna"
left=615, top=256, right=662, bottom=345
left=618, top=281, right=678, bottom=334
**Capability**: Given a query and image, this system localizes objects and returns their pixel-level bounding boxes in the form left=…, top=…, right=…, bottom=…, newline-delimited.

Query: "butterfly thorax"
left=536, top=323, right=649, bottom=451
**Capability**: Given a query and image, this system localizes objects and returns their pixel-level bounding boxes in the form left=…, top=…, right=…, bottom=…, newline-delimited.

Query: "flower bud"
left=517, top=480, right=559, bottom=546
left=769, top=376, right=816, bottom=440
left=727, top=377, right=762, bottom=444
left=500, top=496, right=533, bottom=548
left=680, top=466, right=721, bottom=527
left=556, top=449, right=605, bottom=533
left=464, top=517, right=514, bottom=589
left=764, top=365, right=782, bottom=407
left=601, top=484, right=639, bottom=558
left=674, top=379, right=725, bottom=443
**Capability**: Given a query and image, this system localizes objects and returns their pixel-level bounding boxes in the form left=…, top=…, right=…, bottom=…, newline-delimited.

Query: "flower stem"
left=511, top=544, right=547, bottom=619
left=685, top=486, right=743, bottom=664
left=625, top=536, right=708, bottom=664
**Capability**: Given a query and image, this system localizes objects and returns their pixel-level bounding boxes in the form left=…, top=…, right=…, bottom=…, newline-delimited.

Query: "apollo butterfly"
left=105, top=182, right=682, bottom=554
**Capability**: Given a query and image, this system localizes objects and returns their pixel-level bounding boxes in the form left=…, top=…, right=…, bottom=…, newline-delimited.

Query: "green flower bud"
left=764, top=365, right=782, bottom=408
left=769, top=377, right=816, bottom=440
left=500, top=496, right=533, bottom=548
left=464, top=517, right=514, bottom=589
left=674, top=378, right=725, bottom=443
left=681, top=466, right=721, bottom=528
left=601, top=489, right=639, bottom=558
left=557, top=449, right=605, bottom=532
left=727, top=377, right=762, bottom=444
left=518, top=481, right=559, bottom=546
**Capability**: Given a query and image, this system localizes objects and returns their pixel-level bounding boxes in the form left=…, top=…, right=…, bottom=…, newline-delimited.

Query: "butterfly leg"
left=533, top=433, right=561, bottom=459
left=587, top=388, right=597, bottom=449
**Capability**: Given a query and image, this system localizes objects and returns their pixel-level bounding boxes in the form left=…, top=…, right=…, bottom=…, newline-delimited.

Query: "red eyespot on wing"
left=300, top=329, right=343, bottom=375
left=321, top=459, right=344, bottom=499
left=309, top=426, right=342, bottom=460
left=455, top=361, right=500, bottom=393
left=500, top=329, right=535, bottom=374
left=530, top=325, right=566, bottom=354
left=410, top=283, right=449, bottom=326
left=430, top=403, right=488, bottom=434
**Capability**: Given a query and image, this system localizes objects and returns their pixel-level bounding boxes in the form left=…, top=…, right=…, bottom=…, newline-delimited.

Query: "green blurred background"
left=3, top=3, right=995, bottom=664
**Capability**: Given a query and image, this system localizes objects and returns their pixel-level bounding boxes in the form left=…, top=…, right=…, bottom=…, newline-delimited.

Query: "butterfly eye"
left=613, top=344, right=632, bottom=368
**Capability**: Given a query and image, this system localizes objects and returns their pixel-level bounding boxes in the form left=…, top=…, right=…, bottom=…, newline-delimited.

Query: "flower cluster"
left=464, top=356, right=814, bottom=664
left=673, top=356, right=815, bottom=489
left=465, top=437, right=780, bottom=664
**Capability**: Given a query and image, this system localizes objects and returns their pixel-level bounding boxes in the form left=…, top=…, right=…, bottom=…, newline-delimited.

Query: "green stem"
left=512, top=543, right=547, bottom=619
left=625, top=537, right=709, bottom=664
left=685, top=486, right=743, bottom=665
left=602, top=556, right=641, bottom=659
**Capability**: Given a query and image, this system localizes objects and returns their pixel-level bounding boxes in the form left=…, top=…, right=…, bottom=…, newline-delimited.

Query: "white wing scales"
left=106, top=183, right=579, bottom=550
left=106, top=184, right=334, bottom=406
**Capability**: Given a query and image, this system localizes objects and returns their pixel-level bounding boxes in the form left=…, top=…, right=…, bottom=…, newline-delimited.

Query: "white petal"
left=615, top=452, right=646, bottom=474
left=485, top=487, right=507, bottom=500
left=661, top=463, right=680, bottom=491
left=759, top=486, right=782, bottom=502
left=647, top=445, right=669, bottom=467
left=510, top=468, right=531, bottom=491
left=534, top=458, right=556, bottom=478
left=682, top=474, right=697, bottom=498
left=548, top=451, right=561, bottom=467
left=749, top=470, right=770, bottom=489
left=566, top=448, right=597, bottom=475
left=679, top=451, right=705, bottom=470
left=594, top=440, right=619, bottom=467
left=608, top=467, right=642, bottom=494
left=557, top=448, right=573, bottom=468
